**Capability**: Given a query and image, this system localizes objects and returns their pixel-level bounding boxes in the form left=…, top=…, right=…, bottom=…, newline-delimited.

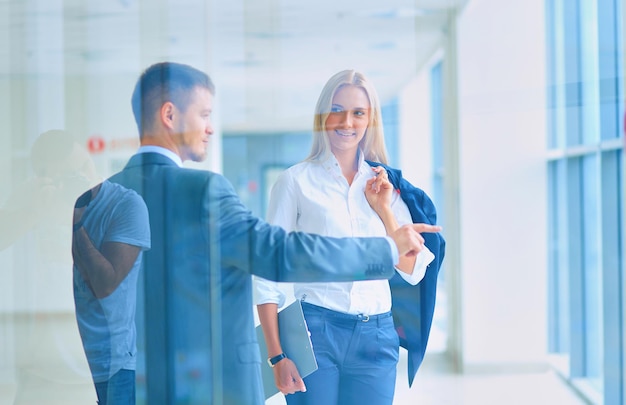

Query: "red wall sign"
left=87, top=136, right=106, bottom=154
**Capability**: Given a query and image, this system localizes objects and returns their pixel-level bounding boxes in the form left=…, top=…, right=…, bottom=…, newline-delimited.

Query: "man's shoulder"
left=164, top=168, right=236, bottom=197
left=110, top=163, right=235, bottom=197
left=170, top=167, right=228, bottom=183
left=112, top=162, right=218, bottom=180
left=94, top=180, right=142, bottom=209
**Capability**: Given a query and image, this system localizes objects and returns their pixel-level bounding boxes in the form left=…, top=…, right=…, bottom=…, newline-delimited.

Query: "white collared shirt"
left=136, top=145, right=183, bottom=167
left=253, top=153, right=434, bottom=315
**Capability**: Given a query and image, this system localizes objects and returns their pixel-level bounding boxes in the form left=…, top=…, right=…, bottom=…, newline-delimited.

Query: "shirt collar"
left=321, top=149, right=367, bottom=166
left=136, top=145, right=183, bottom=167
left=319, top=149, right=369, bottom=177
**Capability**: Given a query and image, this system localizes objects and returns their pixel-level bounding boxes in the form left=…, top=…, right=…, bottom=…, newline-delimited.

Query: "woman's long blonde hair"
left=305, top=70, right=389, bottom=165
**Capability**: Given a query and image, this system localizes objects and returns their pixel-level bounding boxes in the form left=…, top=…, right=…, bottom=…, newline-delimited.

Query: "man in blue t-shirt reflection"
left=72, top=180, right=151, bottom=405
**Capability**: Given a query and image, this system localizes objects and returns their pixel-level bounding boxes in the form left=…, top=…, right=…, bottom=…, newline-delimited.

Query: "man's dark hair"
left=30, top=130, right=76, bottom=177
left=131, top=62, right=215, bottom=137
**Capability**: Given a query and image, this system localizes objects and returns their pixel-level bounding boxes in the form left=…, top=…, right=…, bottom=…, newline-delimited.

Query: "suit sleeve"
left=205, top=173, right=395, bottom=282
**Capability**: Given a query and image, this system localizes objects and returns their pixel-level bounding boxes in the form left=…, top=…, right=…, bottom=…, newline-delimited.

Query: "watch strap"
left=267, top=352, right=287, bottom=367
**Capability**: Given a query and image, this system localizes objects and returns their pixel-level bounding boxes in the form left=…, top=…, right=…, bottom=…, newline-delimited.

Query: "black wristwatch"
left=267, top=353, right=287, bottom=367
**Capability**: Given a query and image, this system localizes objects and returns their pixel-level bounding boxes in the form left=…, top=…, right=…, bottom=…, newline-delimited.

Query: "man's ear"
left=160, top=102, right=176, bottom=130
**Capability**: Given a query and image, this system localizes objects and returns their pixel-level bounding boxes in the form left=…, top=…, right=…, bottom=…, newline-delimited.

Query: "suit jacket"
left=108, top=152, right=397, bottom=404
left=367, top=161, right=446, bottom=387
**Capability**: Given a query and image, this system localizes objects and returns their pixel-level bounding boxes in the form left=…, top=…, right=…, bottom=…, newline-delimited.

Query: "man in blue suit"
left=108, top=62, right=439, bottom=404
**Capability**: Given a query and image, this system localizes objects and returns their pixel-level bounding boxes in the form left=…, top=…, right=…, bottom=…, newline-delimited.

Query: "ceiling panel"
left=1, top=0, right=467, bottom=132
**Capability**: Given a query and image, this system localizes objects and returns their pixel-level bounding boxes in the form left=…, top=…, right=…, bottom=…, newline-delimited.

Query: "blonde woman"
left=254, top=70, right=438, bottom=405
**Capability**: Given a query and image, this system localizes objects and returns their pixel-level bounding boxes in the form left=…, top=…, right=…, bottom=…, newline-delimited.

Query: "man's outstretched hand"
left=390, top=224, right=442, bottom=259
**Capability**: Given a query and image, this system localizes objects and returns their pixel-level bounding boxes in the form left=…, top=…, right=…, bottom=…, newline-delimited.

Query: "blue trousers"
left=287, top=302, right=399, bottom=405
left=94, top=369, right=135, bottom=405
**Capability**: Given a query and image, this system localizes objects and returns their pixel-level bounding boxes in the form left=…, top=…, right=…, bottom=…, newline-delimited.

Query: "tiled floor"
left=397, top=353, right=589, bottom=405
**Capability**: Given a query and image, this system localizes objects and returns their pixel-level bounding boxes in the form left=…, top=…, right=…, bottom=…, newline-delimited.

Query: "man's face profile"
left=172, top=87, right=214, bottom=162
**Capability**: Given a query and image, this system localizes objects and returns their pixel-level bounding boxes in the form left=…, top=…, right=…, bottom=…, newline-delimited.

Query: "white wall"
left=455, top=0, right=548, bottom=368
left=398, top=66, right=435, bottom=195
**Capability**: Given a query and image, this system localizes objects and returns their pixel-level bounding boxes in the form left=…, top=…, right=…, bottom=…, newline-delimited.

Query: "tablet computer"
left=255, top=300, right=318, bottom=398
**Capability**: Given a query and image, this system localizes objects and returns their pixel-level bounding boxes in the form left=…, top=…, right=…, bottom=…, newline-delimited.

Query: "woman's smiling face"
left=324, top=84, right=371, bottom=156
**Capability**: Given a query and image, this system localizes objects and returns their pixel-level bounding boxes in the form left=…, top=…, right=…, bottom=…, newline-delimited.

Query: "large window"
left=546, top=0, right=624, bottom=403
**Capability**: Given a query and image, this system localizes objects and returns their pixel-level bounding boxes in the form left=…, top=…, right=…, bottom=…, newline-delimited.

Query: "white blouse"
left=253, top=153, right=434, bottom=316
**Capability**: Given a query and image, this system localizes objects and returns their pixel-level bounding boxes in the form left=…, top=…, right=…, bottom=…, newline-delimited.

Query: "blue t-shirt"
left=73, top=180, right=151, bottom=382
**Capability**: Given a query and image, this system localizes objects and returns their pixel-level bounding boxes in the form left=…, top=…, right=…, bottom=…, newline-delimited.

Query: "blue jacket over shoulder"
left=367, top=160, right=446, bottom=387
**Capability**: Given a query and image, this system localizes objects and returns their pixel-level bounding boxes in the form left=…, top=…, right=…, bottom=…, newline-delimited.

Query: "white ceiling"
left=1, top=0, right=467, bottom=133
